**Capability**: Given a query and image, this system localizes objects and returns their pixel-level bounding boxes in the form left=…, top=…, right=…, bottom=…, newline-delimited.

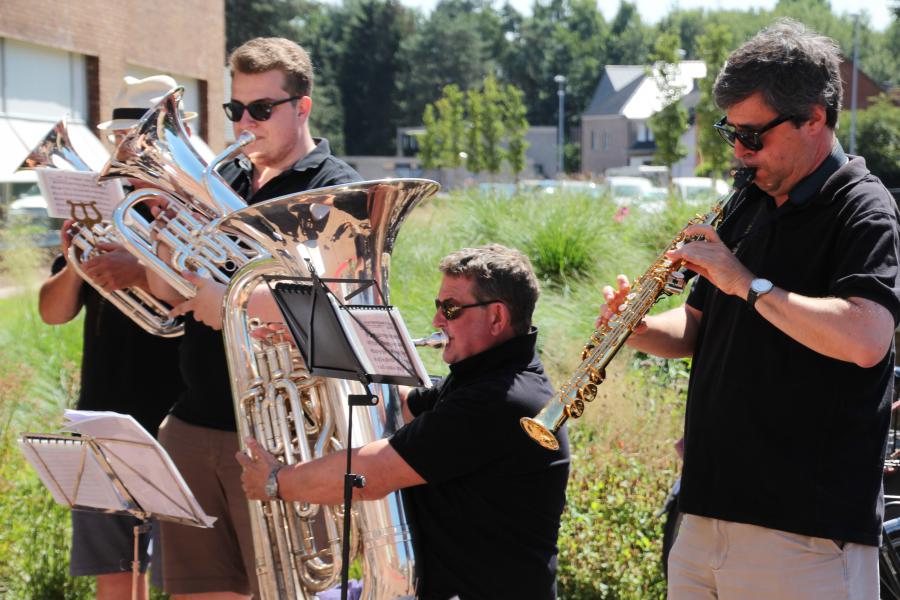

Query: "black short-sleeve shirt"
left=389, top=330, right=570, bottom=600
left=50, top=256, right=185, bottom=436
left=681, top=150, right=900, bottom=546
left=172, top=138, right=362, bottom=430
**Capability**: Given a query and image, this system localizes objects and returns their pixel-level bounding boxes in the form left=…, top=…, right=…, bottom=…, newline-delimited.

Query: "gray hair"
left=714, top=19, right=843, bottom=128
left=439, top=244, right=539, bottom=336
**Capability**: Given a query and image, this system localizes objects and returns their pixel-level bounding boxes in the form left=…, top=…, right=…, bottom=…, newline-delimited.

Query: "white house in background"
left=580, top=60, right=706, bottom=178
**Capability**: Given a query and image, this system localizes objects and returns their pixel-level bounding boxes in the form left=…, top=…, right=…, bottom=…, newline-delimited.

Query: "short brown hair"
left=229, top=37, right=313, bottom=98
left=714, top=19, right=843, bottom=128
left=439, top=244, right=540, bottom=336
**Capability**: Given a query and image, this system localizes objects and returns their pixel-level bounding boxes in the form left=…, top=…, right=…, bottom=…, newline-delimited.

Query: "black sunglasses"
left=434, top=298, right=503, bottom=321
left=222, top=96, right=301, bottom=122
left=713, top=114, right=795, bottom=152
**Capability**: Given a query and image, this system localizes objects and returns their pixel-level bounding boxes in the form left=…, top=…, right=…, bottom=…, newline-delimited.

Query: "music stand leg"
left=131, top=520, right=151, bottom=600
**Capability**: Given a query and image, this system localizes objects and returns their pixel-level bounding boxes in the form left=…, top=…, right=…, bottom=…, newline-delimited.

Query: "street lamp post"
left=554, top=74, right=566, bottom=177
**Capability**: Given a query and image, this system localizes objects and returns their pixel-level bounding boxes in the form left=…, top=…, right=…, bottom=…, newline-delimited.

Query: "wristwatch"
left=264, top=465, right=283, bottom=500
left=747, top=278, right=774, bottom=311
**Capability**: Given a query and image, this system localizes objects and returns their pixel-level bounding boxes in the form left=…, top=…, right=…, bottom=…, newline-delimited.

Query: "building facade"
left=0, top=0, right=225, bottom=205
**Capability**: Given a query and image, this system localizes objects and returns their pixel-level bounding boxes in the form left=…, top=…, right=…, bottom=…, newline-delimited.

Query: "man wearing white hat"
left=37, top=74, right=193, bottom=600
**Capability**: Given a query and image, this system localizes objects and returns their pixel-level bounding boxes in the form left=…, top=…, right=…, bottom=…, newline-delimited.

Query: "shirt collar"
left=448, top=328, right=539, bottom=379
left=787, top=140, right=848, bottom=207
left=233, top=137, right=331, bottom=175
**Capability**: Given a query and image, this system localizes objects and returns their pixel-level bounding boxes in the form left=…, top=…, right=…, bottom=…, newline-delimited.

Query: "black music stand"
left=267, top=268, right=427, bottom=600
left=19, top=412, right=215, bottom=600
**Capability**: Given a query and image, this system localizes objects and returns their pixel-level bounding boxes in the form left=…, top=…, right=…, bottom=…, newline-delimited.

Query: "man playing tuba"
left=145, top=38, right=361, bottom=599
left=238, top=244, right=571, bottom=600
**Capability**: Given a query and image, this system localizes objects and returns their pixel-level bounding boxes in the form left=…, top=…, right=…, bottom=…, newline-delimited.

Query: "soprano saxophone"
left=521, top=168, right=756, bottom=450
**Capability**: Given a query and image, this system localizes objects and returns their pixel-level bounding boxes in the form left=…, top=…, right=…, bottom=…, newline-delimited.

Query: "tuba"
left=17, top=118, right=183, bottom=337
left=217, top=178, right=440, bottom=600
left=101, top=87, right=262, bottom=299
left=521, top=168, right=756, bottom=450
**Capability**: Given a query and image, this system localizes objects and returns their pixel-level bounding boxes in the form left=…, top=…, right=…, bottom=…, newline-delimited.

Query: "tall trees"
left=337, top=0, right=415, bottom=155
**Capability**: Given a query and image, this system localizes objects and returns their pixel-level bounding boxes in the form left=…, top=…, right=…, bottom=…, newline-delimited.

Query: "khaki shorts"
left=668, top=513, right=878, bottom=600
left=157, top=415, right=258, bottom=596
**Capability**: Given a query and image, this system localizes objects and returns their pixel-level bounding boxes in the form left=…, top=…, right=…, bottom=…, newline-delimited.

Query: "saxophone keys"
left=581, top=344, right=595, bottom=360
left=567, top=399, right=585, bottom=418
left=577, top=383, right=597, bottom=402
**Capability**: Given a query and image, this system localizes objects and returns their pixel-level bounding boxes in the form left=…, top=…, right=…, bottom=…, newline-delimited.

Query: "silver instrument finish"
left=218, top=178, right=440, bottom=600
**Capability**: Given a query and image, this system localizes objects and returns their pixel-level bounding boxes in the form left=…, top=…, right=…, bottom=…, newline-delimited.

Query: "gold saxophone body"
left=521, top=168, right=756, bottom=450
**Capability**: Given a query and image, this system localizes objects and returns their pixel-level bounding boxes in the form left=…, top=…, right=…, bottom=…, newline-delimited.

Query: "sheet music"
left=35, top=168, right=124, bottom=220
left=19, top=411, right=216, bottom=527
left=342, top=305, right=431, bottom=386
left=18, top=437, right=125, bottom=511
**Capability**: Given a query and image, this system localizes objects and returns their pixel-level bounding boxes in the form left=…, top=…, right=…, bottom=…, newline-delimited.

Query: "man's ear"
left=298, top=96, right=312, bottom=118
left=806, top=104, right=827, bottom=135
left=490, top=302, right=512, bottom=336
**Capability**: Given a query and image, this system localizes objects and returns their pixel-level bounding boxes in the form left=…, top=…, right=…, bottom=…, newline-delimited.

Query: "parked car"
left=607, top=176, right=653, bottom=206
left=672, top=177, right=730, bottom=205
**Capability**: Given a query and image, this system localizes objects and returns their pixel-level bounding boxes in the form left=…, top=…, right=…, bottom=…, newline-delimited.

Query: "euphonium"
left=17, top=118, right=183, bottom=337
left=217, top=178, right=440, bottom=600
left=521, top=168, right=756, bottom=450
left=101, top=87, right=263, bottom=299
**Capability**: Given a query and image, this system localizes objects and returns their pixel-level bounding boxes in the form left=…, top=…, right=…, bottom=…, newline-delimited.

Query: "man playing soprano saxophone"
left=238, top=244, right=571, bottom=600
left=601, top=20, right=900, bottom=599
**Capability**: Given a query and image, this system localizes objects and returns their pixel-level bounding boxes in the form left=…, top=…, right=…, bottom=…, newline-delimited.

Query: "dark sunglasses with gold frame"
left=434, top=298, right=503, bottom=321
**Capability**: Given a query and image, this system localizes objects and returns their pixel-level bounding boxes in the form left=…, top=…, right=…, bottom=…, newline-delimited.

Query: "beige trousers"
left=668, top=514, right=879, bottom=600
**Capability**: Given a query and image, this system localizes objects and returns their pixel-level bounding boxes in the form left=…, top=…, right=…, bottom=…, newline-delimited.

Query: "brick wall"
left=1, top=0, right=226, bottom=151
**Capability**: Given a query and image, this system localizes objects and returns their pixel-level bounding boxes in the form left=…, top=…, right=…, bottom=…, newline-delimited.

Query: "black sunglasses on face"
left=434, top=298, right=503, bottom=320
left=222, top=96, right=301, bottom=122
left=713, top=114, right=795, bottom=152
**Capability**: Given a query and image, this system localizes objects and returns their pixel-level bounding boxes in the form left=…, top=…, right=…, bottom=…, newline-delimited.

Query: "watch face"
left=751, top=279, right=773, bottom=294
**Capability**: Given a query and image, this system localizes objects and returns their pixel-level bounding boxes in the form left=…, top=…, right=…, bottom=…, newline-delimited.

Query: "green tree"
left=396, top=0, right=506, bottom=128
left=466, top=89, right=485, bottom=174
left=501, top=84, right=530, bottom=179
left=337, top=0, right=415, bottom=155
left=501, top=0, right=608, bottom=130
left=479, top=76, right=505, bottom=176
left=419, top=104, right=440, bottom=169
left=694, top=23, right=733, bottom=181
left=647, top=32, right=689, bottom=174
left=434, top=84, right=467, bottom=168
left=225, top=0, right=307, bottom=53
left=838, top=94, right=900, bottom=188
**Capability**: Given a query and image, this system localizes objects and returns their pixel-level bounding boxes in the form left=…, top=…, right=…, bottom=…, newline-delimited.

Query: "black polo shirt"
left=681, top=146, right=900, bottom=545
left=389, top=330, right=570, bottom=600
left=50, top=256, right=185, bottom=436
left=172, top=138, right=362, bottom=430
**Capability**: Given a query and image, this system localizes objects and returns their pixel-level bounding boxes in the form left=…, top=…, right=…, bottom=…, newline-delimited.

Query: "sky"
left=399, top=0, right=894, bottom=31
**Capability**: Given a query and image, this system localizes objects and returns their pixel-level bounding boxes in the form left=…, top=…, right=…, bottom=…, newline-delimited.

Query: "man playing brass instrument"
left=600, top=20, right=900, bottom=599
left=145, top=38, right=361, bottom=599
left=237, top=244, right=571, bottom=600
left=37, top=75, right=190, bottom=600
